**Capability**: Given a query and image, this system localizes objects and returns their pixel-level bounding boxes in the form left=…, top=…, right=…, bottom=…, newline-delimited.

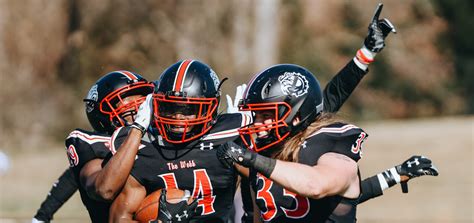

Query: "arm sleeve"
left=323, top=59, right=368, bottom=113
left=33, top=168, right=78, bottom=221
left=358, top=175, right=384, bottom=204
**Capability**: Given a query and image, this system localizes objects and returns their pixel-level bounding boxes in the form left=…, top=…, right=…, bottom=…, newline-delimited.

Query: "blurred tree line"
left=0, top=0, right=471, bottom=151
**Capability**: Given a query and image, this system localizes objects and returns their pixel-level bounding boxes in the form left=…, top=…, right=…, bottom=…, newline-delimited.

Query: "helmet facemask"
left=99, top=81, right=154, bottom=129
left=153, top=92, right=218, bottom=144
left=238, top=102, right=292, bottom=152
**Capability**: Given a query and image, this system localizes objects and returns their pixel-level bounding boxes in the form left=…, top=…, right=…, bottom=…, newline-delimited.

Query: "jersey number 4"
left=159, top=169, right=216, bottom=215
left=256, top=174, right=310, bottom=221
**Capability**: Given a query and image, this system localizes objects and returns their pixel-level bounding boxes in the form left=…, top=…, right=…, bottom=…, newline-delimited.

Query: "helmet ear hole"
left=292, top=114, right=301, bottom=126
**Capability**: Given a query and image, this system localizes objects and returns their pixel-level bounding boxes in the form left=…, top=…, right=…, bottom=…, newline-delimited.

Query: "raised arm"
left=82, top=128, right=144, bottom=201
left=81, top=94, right=153, bottom=201
left=323, top=3, right=396, bottom=113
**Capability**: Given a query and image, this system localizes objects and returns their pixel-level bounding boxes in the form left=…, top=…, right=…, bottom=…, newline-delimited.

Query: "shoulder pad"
left=305, top=123, right=367, bottom=162
left=65, top=129, right=111, bottom=170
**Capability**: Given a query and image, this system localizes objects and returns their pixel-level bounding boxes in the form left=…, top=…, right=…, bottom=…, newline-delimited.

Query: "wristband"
left=130, top=122, right=146, bottom=135
left=251, top=154, right=276, bottom=178
left=356, top=47, right=376, bottom=65
left=376, top=167, right=401, bottom=190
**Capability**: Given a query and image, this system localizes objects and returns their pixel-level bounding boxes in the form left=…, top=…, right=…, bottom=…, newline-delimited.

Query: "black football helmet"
left=238, top=64, right=324, bottom=152
left=153, top=59, right=221, bottom=144
left=84, top=71, right=154, bottom=134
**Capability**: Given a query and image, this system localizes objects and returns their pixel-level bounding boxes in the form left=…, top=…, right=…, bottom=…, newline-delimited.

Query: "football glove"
left=396, top=155, right=439, bottom=179
left=131, top=94, right=153, bottom=135
left=217, top=141, right=276, bottom=178
left=363, top=3, right=396, bottom=53
left=355, top=3, right=396, bottom=68
left=226, top=84, right=248, bottom=114
left=155, top=189, right=198, bottom=223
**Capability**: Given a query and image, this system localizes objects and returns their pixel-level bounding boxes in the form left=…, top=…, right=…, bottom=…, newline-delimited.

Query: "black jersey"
left=112, top=113, right=252, bottom=223
left=250, top=123, right=367, bottom=223
left=65, top=129, right=112, bottom=223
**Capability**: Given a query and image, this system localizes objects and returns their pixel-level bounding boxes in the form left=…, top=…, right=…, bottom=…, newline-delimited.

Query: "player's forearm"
left=109, top=194, right=139, bottom=223
left=95, top=129, right=142, bottom=201
left=34, top=168, right=78, bottom=221
left=359, top=175, right=384, bottom=203
left=323, top=59, right=367, bottom=113
left=109, top=177, right=145, bottom=223
left=109, top=207, right=139, bottom=223
left=270, top=160, right=333, bottom=199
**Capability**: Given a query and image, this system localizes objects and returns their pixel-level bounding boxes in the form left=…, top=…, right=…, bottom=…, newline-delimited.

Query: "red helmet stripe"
left=117, top=70, right=138, bottom=80
left=173, top=60, right=194, bottom=91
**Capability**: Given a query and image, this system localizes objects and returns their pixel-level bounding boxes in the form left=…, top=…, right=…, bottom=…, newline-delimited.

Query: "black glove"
left=216, top=141, right=256, bottom=168
left=363, top=3, right=396, bottom=53
left=216, top=141, right=276, bottom=178
left=396, top=155, right=439, bottom=179
left=154, top=189, right=198, bottom=223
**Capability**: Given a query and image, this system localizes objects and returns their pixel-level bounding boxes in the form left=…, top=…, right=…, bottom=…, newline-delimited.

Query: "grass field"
left=1, top=116, right=472, bottom=222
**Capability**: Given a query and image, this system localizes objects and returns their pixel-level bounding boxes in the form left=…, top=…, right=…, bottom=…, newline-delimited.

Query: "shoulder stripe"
left=203, top=113, right=252, bottom=140
left=67, top=130, right=110, bottom=145
left=109, top=127, right=124, bottom=154
left=202, top=128, right=240, bottom=140
left=307, top=124, right=360, bottom=139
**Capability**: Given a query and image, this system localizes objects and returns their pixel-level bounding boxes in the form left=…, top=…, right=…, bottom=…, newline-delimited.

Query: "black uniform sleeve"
left=359, top=175, right=384, bottom=204
left=240, top=176, right=254, bottom=223
left=65, top=129, right=111, bottom=175
left=33, top=168, right=78, bottom=222
left=323, top=59, right=368, bottom=113
left=332, top=128, right=366, bottom=162
left=299, top=124, right=367, bottom=165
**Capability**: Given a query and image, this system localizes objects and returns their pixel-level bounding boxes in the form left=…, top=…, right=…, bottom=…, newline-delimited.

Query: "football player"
left=33, top=71, right=154, bottom=223
left=109, top=60, right=247, bottom=222
left=217, top=63, right=438, bottom=222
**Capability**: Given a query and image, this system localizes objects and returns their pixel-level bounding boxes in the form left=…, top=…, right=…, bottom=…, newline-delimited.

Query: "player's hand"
left=363, top=3, right=396, bottom=53
left=157, top=189, right=198, bottom=223
left=131, top=94, right=154, bottom=134
left=217, top=141, right=256, bottom=168
left=396, top=155, right=439, bottom=181
left=226, top=84, right=247, bottom=114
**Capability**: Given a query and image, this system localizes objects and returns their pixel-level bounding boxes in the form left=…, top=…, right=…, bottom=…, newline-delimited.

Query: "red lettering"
left=256, top=174, right=277, bottom=221
left=351, top=132, right=367, bottom=155
left=282, top=189, right=310, bottom=218
left=158, top=173, right=178, bottom=189
left=192, top=169, right=216, bottom=215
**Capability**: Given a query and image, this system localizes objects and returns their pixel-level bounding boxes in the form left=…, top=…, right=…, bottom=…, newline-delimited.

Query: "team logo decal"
left=209, top=69, right=220, bottom=90
left=67, top=145, right=79, bottom=167
left=278, top=72, right=309, bottom=98
left=85, top=84, right=98, bottom=112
